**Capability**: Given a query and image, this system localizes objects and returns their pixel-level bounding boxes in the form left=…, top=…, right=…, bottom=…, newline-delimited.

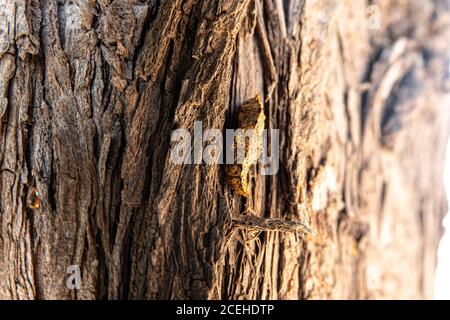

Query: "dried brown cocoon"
left=225, top=95, right=265, bottom=196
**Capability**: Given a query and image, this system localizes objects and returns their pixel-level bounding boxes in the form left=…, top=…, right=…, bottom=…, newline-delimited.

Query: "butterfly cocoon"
left=225, top=95, right=265, bottom=197
left=225, top=175, right=248, bottom=197
left=225, top=164, right=242, bottom=177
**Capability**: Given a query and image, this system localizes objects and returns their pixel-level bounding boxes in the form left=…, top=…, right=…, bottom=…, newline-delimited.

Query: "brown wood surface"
left=0, top=0, right=449, bottom=299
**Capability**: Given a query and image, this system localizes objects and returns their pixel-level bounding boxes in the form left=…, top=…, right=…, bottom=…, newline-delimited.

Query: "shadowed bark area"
left=0, top=0, right=449, bottom=300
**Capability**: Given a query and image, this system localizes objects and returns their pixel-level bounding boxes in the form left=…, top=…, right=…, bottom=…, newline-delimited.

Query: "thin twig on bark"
left=232, top=214, right=318, bottom=236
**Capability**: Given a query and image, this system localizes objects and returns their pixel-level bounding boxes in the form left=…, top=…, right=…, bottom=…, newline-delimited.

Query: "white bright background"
left=434, top=138, right=450, bottom=299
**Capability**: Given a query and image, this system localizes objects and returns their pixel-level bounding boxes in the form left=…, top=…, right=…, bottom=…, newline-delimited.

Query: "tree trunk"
left=0, top=0, right=449, bottom=300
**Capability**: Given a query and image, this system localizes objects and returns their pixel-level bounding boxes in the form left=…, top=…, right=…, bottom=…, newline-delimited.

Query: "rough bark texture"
left=0, top=0, right=449, bottom=300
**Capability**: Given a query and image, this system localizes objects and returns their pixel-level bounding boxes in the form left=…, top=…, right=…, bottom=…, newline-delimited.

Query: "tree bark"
left=0, top=0, right=449, bottom=300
